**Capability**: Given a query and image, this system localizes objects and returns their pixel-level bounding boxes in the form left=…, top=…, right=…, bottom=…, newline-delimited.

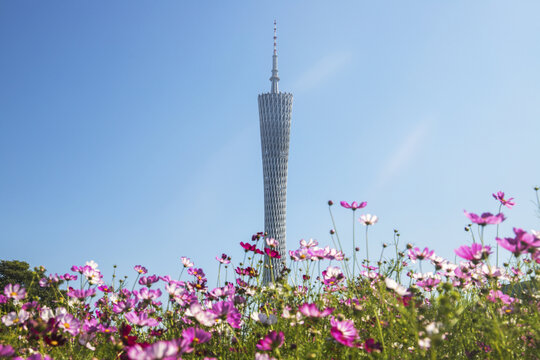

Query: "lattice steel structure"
left=259, top=22, right=293, bottom=284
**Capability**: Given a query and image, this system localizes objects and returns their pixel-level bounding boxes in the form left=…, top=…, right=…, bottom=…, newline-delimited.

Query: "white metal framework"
left=259, top=22, right=293, bottom=284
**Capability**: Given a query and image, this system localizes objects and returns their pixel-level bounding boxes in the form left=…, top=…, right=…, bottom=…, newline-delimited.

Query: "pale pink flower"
left=299, top=239, right=318, bottom=248
left=359, top=214, right=378, bottom=225
left=2, top=310, right=29, bottom=326
left=4, top=284, right=26, bottom=301
left=266, top=238, right=279, bottom=248
left=181, top=256, right=194, bottom=268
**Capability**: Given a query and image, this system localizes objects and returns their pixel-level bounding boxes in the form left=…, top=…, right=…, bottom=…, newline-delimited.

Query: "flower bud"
left=406, top=243, right=413, bottom=249
left=328, top=200, right=334, bottom=206
left=330, top=229, right=335, bottom=235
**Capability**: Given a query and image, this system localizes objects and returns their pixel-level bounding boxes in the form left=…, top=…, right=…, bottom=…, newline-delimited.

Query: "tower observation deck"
left=258, top=21, right=293, bottom=284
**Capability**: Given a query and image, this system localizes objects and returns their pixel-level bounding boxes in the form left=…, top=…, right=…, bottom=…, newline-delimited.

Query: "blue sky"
left=1, top=1, right=539, bottom=285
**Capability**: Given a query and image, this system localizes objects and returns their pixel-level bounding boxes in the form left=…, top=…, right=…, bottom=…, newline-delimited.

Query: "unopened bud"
left=406, top=243, right=413, bottom=249
left=328, top=200, right=334, bottom=206
left=383, top=243, right=388, bottom=248
left=330, top=229, right=335, bottom=235
left=355, top=247, right=360, bottom=252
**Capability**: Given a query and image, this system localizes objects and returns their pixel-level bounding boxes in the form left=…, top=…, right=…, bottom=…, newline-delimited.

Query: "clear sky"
left=1, top=1, right=539, bottom=285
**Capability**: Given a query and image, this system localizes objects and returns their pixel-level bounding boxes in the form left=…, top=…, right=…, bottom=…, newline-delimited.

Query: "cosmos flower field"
left=1, top=190, right=539, bottom=359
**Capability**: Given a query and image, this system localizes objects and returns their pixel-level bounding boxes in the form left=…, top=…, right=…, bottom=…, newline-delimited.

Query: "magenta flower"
left=0, top=344, right=15, bottom=357
left=298, top=303, right=334, bottom=318
left=363, top=338, right=383, bottom=353
left=134, top=265, right=148, bottom=274
left=340, top=201, right=367, bottom=210
left=492, top=191, right=515, bottom=209
left=256, top=330, right=284, bottom=351
left=209, top=301, right=242, bottom=328
left=407, top=247, right=434, bottom=263
left=264, top=247, right=281, bottom=259
left=240, top=242, right=264, bottom=254
left=179, top=327, right=212, bottom=354
left=216, top=253, right=231, bottom=264
left=496, top=228, right=540, bottom=256
left=454, top=243, right=492, bottom=263
left=139, top=275, right=159, bottom=286
left=464, top=210, right=505, bottom=226
left=330, top=317, right=359, bottom=347
left=4, top=284, right=26, bottom=301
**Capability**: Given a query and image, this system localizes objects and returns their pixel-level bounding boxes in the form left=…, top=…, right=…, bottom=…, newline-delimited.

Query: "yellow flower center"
left=64, top=323, right=70, bottom=329
left=10, top=292, right=17, bottom=297
left=51, top=340, right=58, bottom=346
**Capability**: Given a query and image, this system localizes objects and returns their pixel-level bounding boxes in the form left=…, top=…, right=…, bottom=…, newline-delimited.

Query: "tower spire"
left=270, top=20, right=279, bottom=93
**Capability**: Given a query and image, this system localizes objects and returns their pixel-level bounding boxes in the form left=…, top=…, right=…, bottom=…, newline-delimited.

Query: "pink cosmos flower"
left=256, top=330, right=284, bottom=351
left=134, top=287, right=162, bottom=302
left=1, top=310, right=30, bottom=326
left=39, top=274, right=60, bottom=288
left=454, top=243, right=492, bottom=263
left=125, top=311, right=159, bottom=327
left=298, top=303, right=334, bottom=318
left=266, top=238, right=279, bottom=248
left=322, top=266, right=345, bottom=286
left=56, top=313, right=81, bottom=336
left=487, top=290, right=517, bottom=305
left=464, top=211, right=505, bottom=226
left=299, top=238, right=318, bottom=248
left=408, top=247, right=434, bottom=263
left=359, top=214, right=378, bottom=225
left=340, top=201, right=367, bottom=210
left=4, top=284, right=26, bottom=301
left=496, top=228, right=540, bottom=256
left=324, top=246, right=345, bottom=261
left=416, top=277, right=441, bottom=291
left=181, top=257, right=194, bottom=268
left=216, top=253, right=231, bottom=264
left=139, top=275, right=159, bottom=286
left=209, top=301, right=242, bottom=328
left=127, top=340, right=179, bottom=360
left=330, top=317, right=359, bottom=347
left=186, top=302, right=217, bottom=327
left=134, top=265, right=148, bottom=274
left=67, top=287, right=96, bottom=299
left=0, top=344, right=15, bottom=357
left=179, top=327, right=212, bottom=354
left=492, top=191, right=515, bottom=209
left=289, top=248, right=310, bottom=261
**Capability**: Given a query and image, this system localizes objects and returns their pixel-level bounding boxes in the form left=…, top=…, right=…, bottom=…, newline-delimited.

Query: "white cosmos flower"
left=359, top=214, right=378, bottom=225
left=385, top=278, right=411, bottom=296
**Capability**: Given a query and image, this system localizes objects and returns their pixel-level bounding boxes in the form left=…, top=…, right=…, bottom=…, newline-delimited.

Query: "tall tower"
left=258, top=21, right=293, bottom=284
